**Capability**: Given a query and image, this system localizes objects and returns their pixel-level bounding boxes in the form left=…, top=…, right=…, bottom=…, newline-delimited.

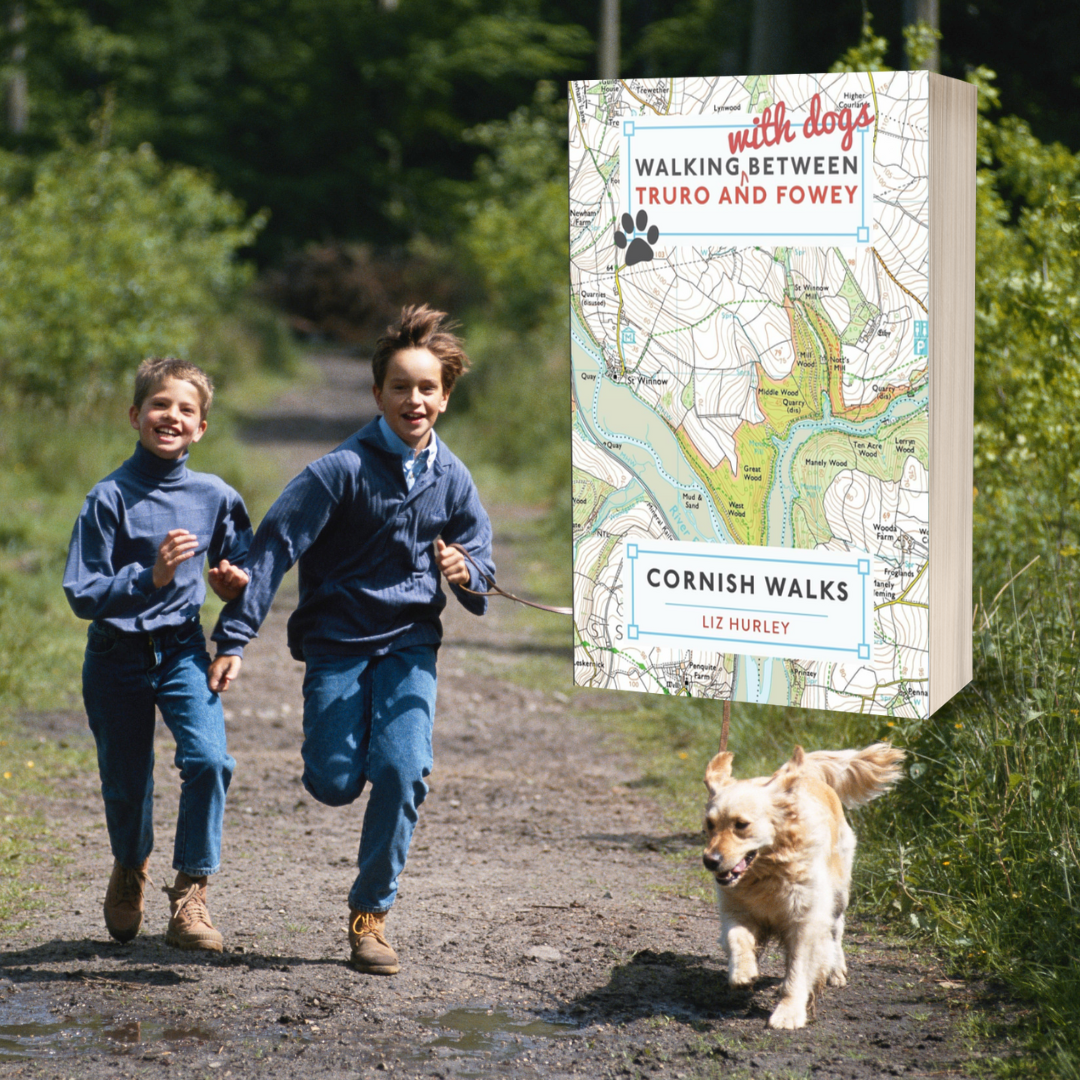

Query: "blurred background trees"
left=2, top=0, right=1080, bottom=563
left=3, top=0, right=1078, bottom=255
left=9, top=0, right=1075, bottom=560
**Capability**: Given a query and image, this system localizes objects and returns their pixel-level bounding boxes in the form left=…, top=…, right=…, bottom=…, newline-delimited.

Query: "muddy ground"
left=1, top=355, right=1014, bottom=1078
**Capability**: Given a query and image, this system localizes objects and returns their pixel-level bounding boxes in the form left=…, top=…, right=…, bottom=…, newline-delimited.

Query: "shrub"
left=0, top=141, right=264, bottom=410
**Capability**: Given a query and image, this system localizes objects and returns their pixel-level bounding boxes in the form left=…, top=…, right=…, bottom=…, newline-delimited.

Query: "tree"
left=0, top=0, right=591, bottom=258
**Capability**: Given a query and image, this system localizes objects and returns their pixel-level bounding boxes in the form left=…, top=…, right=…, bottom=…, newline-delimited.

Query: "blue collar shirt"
left=378, top=416, right=437, bottom=491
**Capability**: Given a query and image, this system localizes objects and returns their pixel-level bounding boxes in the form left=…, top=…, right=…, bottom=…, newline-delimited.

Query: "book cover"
left=570, top=71, right=972, bottom=718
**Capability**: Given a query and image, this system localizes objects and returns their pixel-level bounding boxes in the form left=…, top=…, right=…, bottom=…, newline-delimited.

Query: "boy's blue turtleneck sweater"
left=63, top=441, right=253, bottom=633
left=211, top=418, right=493, bottom=661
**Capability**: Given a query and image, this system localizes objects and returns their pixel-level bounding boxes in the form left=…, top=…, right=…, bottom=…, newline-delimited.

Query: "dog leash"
left=448, top=544, right=573, bottom=616
left=451, top=543, right=732, bottom=748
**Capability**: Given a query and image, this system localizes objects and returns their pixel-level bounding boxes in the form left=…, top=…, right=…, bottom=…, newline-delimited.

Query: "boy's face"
left=373, top=347, right=449, bottom=450
left=129, top=377, right=207, bottom=460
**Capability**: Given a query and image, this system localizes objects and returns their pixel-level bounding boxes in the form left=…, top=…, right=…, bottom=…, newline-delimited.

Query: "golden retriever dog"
left=702, top=743, right=905, bottom=1029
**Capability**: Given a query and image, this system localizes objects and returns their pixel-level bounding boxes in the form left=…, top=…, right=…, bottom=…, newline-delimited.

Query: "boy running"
left=64, top=357, right=252, bottom=951
left=212, top=305, right=494, bottom=974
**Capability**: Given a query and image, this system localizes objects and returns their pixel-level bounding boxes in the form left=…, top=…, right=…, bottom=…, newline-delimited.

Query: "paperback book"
left=569, top=71, right=975, bottom=717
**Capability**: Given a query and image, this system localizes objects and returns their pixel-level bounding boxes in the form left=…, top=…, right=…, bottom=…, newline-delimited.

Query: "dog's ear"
left=767, top=746, right=805, bottom=790
left=704, top=751, right=734, bottom=796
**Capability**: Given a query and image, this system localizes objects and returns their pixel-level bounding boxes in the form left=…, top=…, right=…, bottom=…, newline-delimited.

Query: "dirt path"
left=1, top=356, right=1005, bottom=1078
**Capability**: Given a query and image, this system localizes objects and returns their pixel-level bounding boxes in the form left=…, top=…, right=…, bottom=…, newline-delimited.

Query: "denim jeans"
left=300, top=645, right=437, bottom=913
left=82, top=619, right=234, bottom=877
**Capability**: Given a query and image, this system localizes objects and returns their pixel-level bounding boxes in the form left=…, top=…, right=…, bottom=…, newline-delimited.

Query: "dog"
left=702, top=742, right=905, bottom=1029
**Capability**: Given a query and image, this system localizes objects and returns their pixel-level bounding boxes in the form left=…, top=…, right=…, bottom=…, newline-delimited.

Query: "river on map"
left=572, top=310, right=928, bottom=547
left=571, top=311, right=928, bottom=703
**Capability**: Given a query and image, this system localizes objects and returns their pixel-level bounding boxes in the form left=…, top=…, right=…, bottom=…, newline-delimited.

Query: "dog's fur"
left=702, top=743, right=905, bottom=1029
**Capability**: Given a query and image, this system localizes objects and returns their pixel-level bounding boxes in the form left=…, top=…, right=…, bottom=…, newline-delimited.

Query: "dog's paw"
left=827, top=969, right=847, bottom=988
left=767, top=999, right=808, bottom=1030
left=728, top=953, right=759, bottom=988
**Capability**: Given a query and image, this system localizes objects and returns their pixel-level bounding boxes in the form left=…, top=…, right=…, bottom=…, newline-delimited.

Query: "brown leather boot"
left=348, top=908, right=399, bottom=975
left=103, top=858, right=151, bottom=943
left=164, top=872, right=223, bottom=952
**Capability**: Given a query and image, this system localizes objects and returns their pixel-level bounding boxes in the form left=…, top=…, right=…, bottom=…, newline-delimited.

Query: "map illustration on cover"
left=570, top=72, right=931, bottom=717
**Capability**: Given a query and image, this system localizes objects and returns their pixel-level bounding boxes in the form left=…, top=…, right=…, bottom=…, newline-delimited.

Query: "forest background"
left=2, top=1, right=1080, bottom=1076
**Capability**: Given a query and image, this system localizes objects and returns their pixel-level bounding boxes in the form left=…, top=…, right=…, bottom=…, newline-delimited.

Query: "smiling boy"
left=64, top=357, right=252, bottom=950
left=212, top=305, right=494, bottom=974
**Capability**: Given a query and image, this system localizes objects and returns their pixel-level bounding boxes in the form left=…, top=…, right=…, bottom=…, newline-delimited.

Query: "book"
left=569, top=72, right=975, bottom=718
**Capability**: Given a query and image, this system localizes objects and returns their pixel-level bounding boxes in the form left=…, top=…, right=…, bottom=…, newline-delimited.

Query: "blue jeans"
left=82, top=619, right=234, bottom=877
left=300, top=645, right=437, bottom=913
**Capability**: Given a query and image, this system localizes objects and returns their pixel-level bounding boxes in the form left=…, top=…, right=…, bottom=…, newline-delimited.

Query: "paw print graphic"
left=614, top=210, right=660, bottom=267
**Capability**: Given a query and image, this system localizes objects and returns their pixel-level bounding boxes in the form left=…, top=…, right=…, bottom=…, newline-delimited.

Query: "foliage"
left=630, top=0, right=747, bottom=78
left=829, top=10, right=889, bottom=74
left=459, top=81, right=568, bottom=330
left=5, top=0, right=1079, bottom=258
left=449, top=81, right=571, bottom=529
left=901, top=19, right=941, bottom=71
left=0, top=139, right=264, bottom=409
left=969, top=72, right=1080, bottom=577
left=857, top=563, right=1080, bottom=1076
left=1, top=0, right=592, bottom=257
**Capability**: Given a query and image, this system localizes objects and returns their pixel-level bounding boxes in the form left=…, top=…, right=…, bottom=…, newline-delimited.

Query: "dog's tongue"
left=732, top=857, right=749, bottom=873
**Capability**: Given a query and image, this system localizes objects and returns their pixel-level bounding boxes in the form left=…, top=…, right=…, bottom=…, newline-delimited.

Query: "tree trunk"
left=903, top=0, right=940, bottom=72
left=5, top=2, right=28, bottom=134
left=598, top=0, right=619, bottom=80
left=748, top=0, right=792, bottom=75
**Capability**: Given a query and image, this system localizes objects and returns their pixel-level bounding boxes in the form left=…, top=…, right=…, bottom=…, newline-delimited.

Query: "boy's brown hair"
left=371, top=305, right=470, bottom=393
left=133, top=357, right=215, bottom=418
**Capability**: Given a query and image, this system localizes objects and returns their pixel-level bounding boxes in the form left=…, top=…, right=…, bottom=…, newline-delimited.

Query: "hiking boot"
left=164, top=872, right=223, bottom=952
left=348, top=908, right=399, bottom=975
left=103, top=858, right=150, bottom=943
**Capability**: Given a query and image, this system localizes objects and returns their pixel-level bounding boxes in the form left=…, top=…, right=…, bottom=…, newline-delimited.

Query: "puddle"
left=0, top=993, right=223, bottom=1061
left=415, top=1007, right=576, bottom=1066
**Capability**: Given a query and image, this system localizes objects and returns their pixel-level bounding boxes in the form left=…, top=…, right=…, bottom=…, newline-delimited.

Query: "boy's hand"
left=208, top=654, right=242, bottom=694
left=208, top=559, right=250, bottom=601
left=153, top=529, right=199, bottom=588
left=435, top=538, right=470, bottom=586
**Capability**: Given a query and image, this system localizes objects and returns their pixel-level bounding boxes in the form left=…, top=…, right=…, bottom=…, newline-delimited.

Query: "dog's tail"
left=796, top=743, right=906, bottom=807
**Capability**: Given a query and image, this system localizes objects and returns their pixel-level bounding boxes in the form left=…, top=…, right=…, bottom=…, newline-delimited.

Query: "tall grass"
left=858, top=560, right=1080, bottom=1076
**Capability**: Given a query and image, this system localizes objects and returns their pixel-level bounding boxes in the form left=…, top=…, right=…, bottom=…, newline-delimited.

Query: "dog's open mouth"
left=715, top=850, right=757, bottom=887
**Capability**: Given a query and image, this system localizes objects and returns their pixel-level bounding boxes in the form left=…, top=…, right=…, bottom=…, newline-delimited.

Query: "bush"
left=0, top=141, right=264, bottom=410
left=450, top=82, right=571, bottom=526
left=969, top=71, right=1080, bottom=579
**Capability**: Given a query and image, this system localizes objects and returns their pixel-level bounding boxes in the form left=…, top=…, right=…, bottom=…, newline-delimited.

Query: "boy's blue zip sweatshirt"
left=63, top=441, right=253, bottom=633
left=211, top=418, right=494, bottom=661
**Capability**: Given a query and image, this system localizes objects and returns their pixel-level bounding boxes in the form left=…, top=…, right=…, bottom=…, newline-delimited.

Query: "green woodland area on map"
left=572, top=241, right=929, bottom=550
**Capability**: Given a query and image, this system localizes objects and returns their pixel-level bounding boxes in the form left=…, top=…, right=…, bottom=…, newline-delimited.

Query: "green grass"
left=0, top=730, right=96, bottom=924
left=855, top=560, right=1080, bottom=1078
